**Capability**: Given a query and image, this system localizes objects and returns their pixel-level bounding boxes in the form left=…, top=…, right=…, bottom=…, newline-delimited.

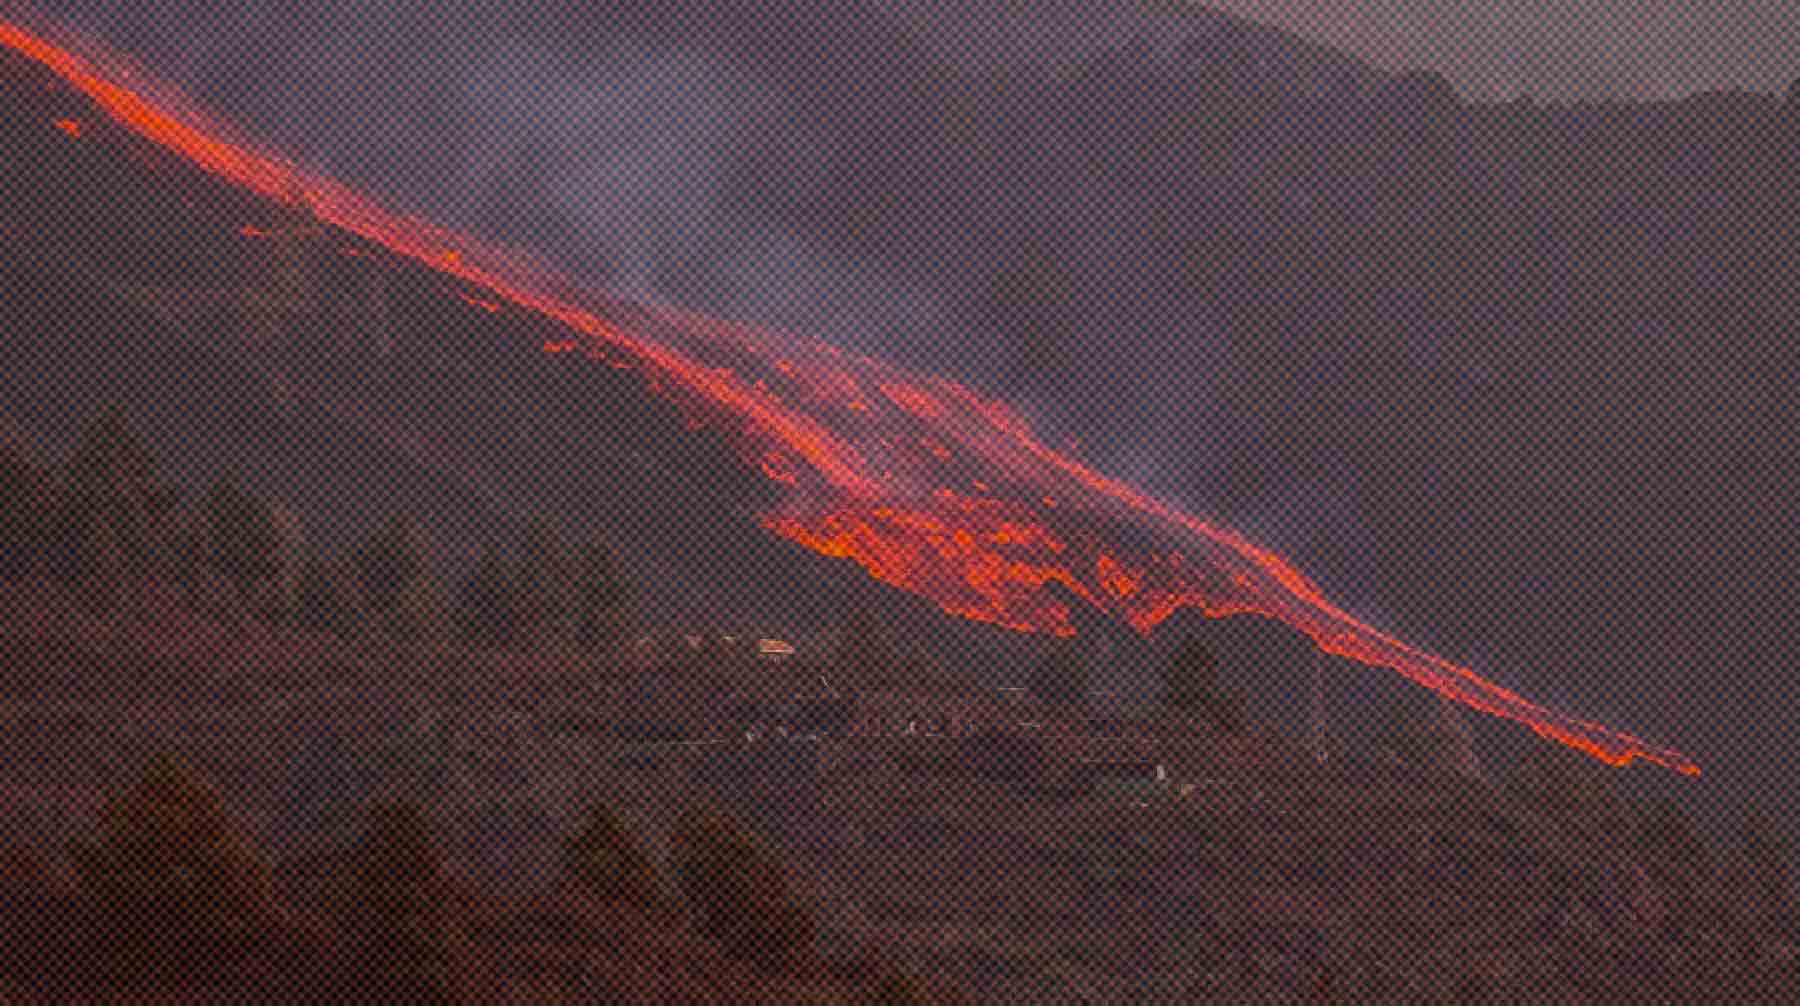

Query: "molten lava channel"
left=0, top=14, right=1698, bottom=776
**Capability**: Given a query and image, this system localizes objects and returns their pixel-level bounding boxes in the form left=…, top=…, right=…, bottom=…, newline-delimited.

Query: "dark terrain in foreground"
left=3, top=16, right=1798, bottom=1004
left=2, top=585, right=1796, bottom=1003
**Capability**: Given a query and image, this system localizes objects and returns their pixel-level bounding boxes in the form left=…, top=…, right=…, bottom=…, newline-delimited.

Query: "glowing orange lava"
left=458, top=291, right=503, bottom=314
left=0, top=14, right=1697, bottom=775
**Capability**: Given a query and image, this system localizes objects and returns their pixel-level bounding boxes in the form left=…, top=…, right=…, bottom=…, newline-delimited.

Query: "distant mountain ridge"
left=873, top=0, right=1386, bottom=93
left=6, top=7, right=1797, bottom=841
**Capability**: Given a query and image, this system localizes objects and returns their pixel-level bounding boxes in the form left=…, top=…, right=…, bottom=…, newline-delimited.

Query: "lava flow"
left=0, top=14, right=1699, bottom=775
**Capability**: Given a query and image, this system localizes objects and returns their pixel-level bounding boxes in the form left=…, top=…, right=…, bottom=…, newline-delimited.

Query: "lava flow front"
left=0, top=14, right=1698, bottom=775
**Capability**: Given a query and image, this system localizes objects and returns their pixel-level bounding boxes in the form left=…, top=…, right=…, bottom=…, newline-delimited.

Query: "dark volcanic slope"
left=0, top=42, right=1031, bottom=661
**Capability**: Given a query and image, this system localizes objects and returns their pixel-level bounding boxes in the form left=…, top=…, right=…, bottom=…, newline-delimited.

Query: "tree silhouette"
left=0, top=417, right=46, bottom=580
left=69, top=754, right=279, bottom=984
left=137, top=483, right=193, bottom=589
left=671, top=804, right=815, bottom=974
left=339, top=801, right=479, bottom=1003
left=294, top=552, right=366, bottom=638
left=265, top=499, right=308, bottom=624
left=1161, top=635, right=1245, bottom=733
left=385, top=571, right=452, bottom=645
left=52, top=402, right=174, bottom=583
left=454, top=546, right=519, bottom=650
left=571, top=537, right=629, bottom=650
left=353, top=513, right=432, bottom=616
left=200, top=472, right=282, bottom=621
left=562, top=803, right=667, bottom=911
left=516, top=514, right=573, bottom=649
left=76, top=517, right=126, bottom=616
left=163, top=499, right=242, bottom=622
left=161, top=498, right=204, bottom=587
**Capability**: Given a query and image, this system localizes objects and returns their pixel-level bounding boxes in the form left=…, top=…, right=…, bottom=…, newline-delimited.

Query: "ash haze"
left=883, top=1, right=1800, bottom=98
left=9, top=0, right=1798, bottom=846
left=4, top=4, right=1800, bottom=999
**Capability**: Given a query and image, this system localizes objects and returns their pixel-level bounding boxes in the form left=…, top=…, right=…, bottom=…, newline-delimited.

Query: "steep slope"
left=2, top=17, right=1727, bottom=778
left=0, top=38, right=1031, bottom=664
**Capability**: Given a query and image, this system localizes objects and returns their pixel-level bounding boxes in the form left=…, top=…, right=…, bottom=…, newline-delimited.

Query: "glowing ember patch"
left=458, top=292, right=502, bottom=313
left=879, top=381, right=943, bottom=419
left=761, top=452, right=798, bottom=486
left=53, top=117, right=82, bottom=137
left=1097, top=554, right=1142, bottom=599
left=0, top=14, right=1697, bottom=778
left=238, top=224, right=269, bottom=238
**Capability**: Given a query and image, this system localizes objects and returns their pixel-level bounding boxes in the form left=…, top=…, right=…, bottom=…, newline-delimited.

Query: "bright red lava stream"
left=1, top=15, right=1698, bottom=776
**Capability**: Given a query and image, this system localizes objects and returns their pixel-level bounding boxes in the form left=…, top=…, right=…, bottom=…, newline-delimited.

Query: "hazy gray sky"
left=883, top=1, right=1799, bottom=99
left=1187, top=1, right=1799, bottom=97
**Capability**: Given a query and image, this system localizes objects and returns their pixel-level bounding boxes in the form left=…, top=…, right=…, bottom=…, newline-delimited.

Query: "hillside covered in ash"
left=4, top=7, right=1799, bottom=1002
left=0, top=34, right=1049, bottom=675
left=1, top=570, right=1797, bottom=1002
left=1, top=397, right=1795, bottom=1001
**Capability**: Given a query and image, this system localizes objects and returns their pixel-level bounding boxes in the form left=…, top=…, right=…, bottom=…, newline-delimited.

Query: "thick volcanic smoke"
left=0, top=15, right=1699, bottom=776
